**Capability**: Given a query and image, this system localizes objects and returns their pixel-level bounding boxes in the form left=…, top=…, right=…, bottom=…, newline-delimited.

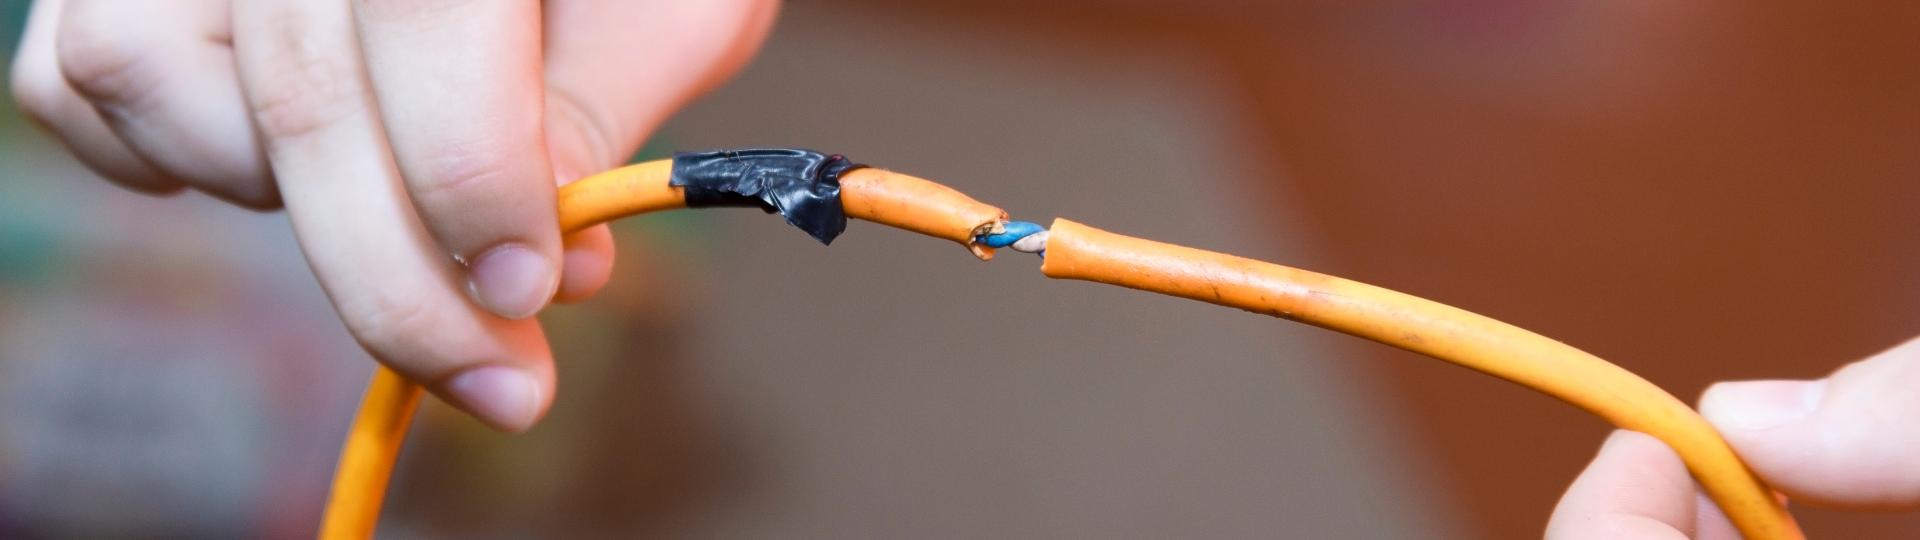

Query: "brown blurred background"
left=3, top=1, right=1917, bottom=538
left=961, top=0, right=1920, bottom=537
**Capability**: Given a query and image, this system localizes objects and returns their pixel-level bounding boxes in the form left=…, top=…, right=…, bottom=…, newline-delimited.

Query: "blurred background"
left=4, top=1, right=1918, bottom=538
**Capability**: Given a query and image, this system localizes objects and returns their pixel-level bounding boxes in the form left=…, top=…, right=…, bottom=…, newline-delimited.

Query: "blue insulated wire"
left=975, top=220, right=1046, bottom=248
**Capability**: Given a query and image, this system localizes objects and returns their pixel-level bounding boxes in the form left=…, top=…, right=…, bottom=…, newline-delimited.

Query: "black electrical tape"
left=670, top=148, right=866, bottom=245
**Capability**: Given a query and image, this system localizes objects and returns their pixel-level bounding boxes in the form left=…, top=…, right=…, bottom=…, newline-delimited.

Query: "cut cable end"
left=974, top=220, right=1049, bottom=256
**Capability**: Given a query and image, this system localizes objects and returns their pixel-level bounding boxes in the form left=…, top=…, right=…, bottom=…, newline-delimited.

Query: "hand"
left=10, top=0, right=778, bottom=431
left=1548, top=336, right=1920, bottom=538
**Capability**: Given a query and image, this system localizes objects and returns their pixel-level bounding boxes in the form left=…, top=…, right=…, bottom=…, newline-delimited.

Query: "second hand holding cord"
left=323, top=149, right=1803, bottom=540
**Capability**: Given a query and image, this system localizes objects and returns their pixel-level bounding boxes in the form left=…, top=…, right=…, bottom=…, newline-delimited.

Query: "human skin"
left=9, top=0, right=780, bottom=432
left=1550, top=337, right=1920, bottom=538
left=22, top=2, right=1914, bottom=534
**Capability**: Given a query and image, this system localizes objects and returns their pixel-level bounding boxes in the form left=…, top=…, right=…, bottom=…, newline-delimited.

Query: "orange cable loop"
left=320, top=159, right=1802, bottom=540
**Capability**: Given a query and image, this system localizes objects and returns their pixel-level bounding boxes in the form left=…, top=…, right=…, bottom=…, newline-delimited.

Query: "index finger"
left=352, top=0, right=560, bottom=320
left=1547, top=430, right=1731, bottom=540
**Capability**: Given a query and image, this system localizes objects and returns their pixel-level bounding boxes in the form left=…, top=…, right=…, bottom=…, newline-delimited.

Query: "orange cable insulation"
left=319, top=161, right=1007, bottom=539
left=1040, top=218, right=1799, bottom=539
left=838, top=167, right=1010, bottom=260
left=555, top=159, right=685, bottom=233
left=319, top=366, right=422, bottom=540
left=321, top=161, right=1800, bottom=540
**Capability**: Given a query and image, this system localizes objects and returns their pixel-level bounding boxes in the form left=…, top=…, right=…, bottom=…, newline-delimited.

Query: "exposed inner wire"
left=322, top=155, right=1803, bottom=540
left=973, top=220, right=1048, bottom=255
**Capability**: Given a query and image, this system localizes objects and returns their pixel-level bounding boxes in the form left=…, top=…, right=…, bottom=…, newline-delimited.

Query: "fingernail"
left=553, top=165, right=581, bottom=186
left=1701, top=379, right=1826, bottom=431
left=467, top=244, right=557, bottom=319
left=444, top=365, right=542, bottom=432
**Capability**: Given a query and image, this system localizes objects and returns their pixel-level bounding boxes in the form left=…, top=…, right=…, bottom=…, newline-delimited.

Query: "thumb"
left=539, top=0, right=778, bottom=302
left=1700, top=336, right=1920, bottom=509
left=543, top=110, right=620, bottom=304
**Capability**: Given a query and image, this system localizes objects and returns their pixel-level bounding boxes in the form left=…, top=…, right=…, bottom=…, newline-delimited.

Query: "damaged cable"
left=975, top=220, right=1048, bottom=256
left=323, top=149, right=1803, bottom=540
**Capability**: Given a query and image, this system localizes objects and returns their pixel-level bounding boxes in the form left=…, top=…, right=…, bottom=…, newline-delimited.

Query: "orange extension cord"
left=320, top=159, right=1803, bottom=539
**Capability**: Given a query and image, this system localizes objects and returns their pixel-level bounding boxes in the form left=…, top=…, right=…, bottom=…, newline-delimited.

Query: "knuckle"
left=53, top=21, right=159, bottom=106
left=408, top=141, right=513, bottom=200
left=339, top=293, right=439, bottom=356
left=245, top=47, right=365, bottom=141
left=355, top=0, right=472, bottom=19
left=9, top=69, right=64, bottom=126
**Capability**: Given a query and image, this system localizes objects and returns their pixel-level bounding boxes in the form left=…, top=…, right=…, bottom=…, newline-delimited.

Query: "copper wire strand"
left=320, top=159, right=1803, bottom=540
